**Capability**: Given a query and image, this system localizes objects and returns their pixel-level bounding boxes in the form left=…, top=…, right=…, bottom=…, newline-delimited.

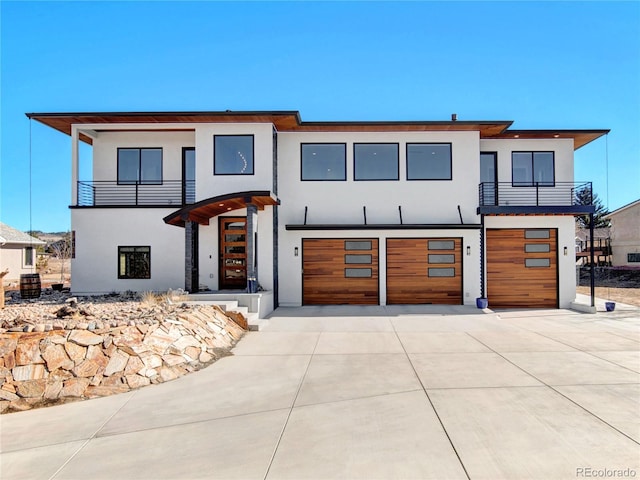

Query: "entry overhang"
left=164, top=191, right=279, bottom=227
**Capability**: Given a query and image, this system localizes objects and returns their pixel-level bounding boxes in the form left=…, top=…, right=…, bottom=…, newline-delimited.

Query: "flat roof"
left=25, top=110, right=608, bottom=149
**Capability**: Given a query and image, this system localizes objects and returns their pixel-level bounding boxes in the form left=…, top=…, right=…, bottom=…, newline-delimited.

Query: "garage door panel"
left=303, top=239, right=379, bottom=305
left=487, top=229, right=557, bottom=308
left=386, top=238, right=462, bottom=305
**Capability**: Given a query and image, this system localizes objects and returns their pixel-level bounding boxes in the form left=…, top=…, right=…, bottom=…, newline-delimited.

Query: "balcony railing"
left=478, top=181, right=592, bottom=208
left=77, top=180, right=195, bottom=207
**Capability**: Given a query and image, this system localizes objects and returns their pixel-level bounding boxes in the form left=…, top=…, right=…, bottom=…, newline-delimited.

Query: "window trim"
left=511, top=151, right=555, bottom=187
left=213, top=134, right=255, bottom=176
left=23, top=246, right=35, bottom=267
left=300, top=143, right=347, bottom=181
left=353, top=143, right=400, bottom=181
left=117, top=147, right=163, bottom=185
left=406, top=142, right=453, bottom=181
left=118, top=246, right=151, bottom=279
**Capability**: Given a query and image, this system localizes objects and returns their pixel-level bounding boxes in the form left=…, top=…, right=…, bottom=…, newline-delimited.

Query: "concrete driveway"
left=2, top=304, right=639, bottom=480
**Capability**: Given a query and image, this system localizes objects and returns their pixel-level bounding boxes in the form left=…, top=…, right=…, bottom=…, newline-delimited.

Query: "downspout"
left=480, top=214, right=485, bottom=298
left=589, top=213, right=595, bottom=308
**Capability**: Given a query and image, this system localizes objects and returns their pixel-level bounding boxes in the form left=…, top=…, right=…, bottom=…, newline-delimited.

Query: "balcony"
left=77, top=180, right=195, bottom=207
left=477, top=181, right=595, bottom=215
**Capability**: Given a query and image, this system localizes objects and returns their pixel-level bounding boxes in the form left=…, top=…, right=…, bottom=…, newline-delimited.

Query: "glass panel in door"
left=219, top=217, right=247, bottom=289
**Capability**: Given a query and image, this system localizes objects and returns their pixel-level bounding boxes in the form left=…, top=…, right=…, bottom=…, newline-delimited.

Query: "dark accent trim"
left=213, top=134, right=255, bottom=176
left=272, top=127, right=279, bottom=308
left=457, top=205, right=463, bottom=224
left=300, top=143, right=347, bottom=181
left=363, top=206, right=367, bottom=225
left=71, top=205, right=177, bottom=209
left=303, top=206, right=308, bottom=225
left=182, top=147, right=195, bottom=205
left=480, top=215, right=485, bottom=298
left=117, top=147, right=163, bottom=185
left=287, top=223, right=482, bottom=231
left=353, top=143, right=400, bottom=181
left=590, top=214, right=595, bottom=307
left=405, top=142, right=453, bottom=181
left=477, top=205, right=595, bottom=215
left=511, top=151, right=555, bottom=187
left=398, top=206, right=403, bottom=225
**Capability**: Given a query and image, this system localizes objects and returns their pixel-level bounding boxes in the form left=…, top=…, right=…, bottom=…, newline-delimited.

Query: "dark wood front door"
left=219, top=217, right=247, bottom=289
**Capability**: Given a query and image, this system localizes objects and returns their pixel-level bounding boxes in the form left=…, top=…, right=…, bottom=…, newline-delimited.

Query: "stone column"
left=185, top=220, right=199, bottom=293
left=246, top=203, right=258, bottom=293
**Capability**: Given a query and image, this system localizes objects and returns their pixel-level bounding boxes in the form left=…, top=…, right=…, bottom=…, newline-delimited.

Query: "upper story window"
left=354, top=143, right=399, bottom=181
left=406, top=143, right=452, bottom=180
left=118, top=148, right=163, bottom=185
left=512, top=151, right=555, bottom=186
left=214, top=135, right=254, bottom=175
left=301, top=143, right=346, bottom=181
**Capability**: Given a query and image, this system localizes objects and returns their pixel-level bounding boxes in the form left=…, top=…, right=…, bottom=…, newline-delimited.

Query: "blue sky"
left=1, top=1, right=638, bottom=232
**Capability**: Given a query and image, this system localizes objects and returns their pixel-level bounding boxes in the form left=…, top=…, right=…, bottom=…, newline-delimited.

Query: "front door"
left=219, top=217, right=247, bottom=289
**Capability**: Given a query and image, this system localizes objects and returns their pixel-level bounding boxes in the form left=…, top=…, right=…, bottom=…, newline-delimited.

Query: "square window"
left=407, top=143, right=452, bottom=180
left=117, top=148, right=162, bottom=184
left=354, top=144, right=399, bottom=180
left=512, top=152, right=554, bottom=186
left=118, top=246, right=151, bottom=279
left=214, top=135, right=254, bottom=175
left=301, top=144, right=346, bottom=180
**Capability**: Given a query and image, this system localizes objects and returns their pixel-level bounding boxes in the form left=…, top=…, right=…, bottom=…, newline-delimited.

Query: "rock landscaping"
left=0, top=290, right=246, bottom=414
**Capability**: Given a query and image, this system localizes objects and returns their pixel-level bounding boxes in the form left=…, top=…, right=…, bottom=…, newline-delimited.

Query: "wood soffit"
left=25, top=111, right=608, bottom=150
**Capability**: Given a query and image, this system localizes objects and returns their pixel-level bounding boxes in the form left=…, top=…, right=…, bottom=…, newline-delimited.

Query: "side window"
left=117, top=148, right=163, bottom=184
left=301, top=143, right=346, bottom=181
left=24, top=247, right=34, bottom=267
left=214, top=135, right=254, bottom=175
left=118, top=246, right=151, bottom=279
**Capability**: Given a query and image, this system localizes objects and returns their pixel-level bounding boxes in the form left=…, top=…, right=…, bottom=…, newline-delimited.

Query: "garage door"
left=386, top=238, right=462, bottom=305
left=486, top=229, right=558, bottom=308
left=302, top=238, right=379, bottom=305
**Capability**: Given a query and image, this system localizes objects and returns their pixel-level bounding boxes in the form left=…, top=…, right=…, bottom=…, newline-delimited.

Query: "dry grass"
left=576, top=286, right=640, bottom=307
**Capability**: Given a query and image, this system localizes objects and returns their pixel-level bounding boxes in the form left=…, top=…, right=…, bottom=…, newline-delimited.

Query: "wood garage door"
left=302, top=239, right=379, bottom=305
left=387, top=238, right=462, bottom=305
left=487, top=229, right=558, bottom=308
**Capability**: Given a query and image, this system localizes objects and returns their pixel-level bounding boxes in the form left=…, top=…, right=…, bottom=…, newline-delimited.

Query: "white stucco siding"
left=480, top=138, right=575, bottom=183
left=278, top=228, right=481, bottom=307
left=194, top=123, right=274, bottom=201
left=92, top=131, right=196, bottom=183
left=277, top=131, right=481, bottom=226
left=71, top=209, right=185, bottom=294
left=484, top=216, right=577, bottom=308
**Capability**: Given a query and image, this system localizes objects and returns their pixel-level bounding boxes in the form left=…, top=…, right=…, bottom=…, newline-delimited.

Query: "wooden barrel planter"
left=20, top=273, right=41, bottom=299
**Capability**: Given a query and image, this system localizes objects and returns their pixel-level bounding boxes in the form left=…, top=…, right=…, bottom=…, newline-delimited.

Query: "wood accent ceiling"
left=26, top=111, right=608, bottom=150
left=163, top=191, right=278, bottom=227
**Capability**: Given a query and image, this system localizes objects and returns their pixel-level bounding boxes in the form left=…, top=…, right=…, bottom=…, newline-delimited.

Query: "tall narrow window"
left=118, top=246, right=151, bottom=279
left=301, top=144, right=346, bottom=180
left=354, top=143, right=399, bottom=180
left=214, top=135, right=254, bottom=175
left=406, top=143, right=452, bottom=180
left=117, top=148, right=162, bottom=185
left=24, top=247, right=34, bottom=267
left=512, top=152, right=554, bottom=186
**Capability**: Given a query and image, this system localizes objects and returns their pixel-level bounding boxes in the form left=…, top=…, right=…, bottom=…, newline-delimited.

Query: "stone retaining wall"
left=0, top=304, right=245, bottom=413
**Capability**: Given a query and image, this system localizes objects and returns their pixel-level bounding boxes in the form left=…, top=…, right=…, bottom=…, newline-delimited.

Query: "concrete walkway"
left=1, top=304, right=639, bottom=479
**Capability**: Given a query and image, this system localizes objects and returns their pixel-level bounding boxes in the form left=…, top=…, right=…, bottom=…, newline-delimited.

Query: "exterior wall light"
left=466, top=246, right=471, bottom=256
left=294, top=247, right=299, bottom=257
left=564, top=246, right=568, bottom=256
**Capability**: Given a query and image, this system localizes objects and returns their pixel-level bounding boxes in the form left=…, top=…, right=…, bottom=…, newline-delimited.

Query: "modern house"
left=606, top=199, right=640, bottom=266
left=0, top=222, right=45, bottom=283
left=26, top=111, right=608, bottom=313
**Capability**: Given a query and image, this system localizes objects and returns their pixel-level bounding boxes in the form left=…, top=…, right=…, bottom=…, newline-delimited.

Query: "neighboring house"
left=575, top=227, right=611, bottom=265
left=26, top=111, right=608, bottom=311
left=0, top=222, right=46, bottom=283
left=605, top=199, right=640, bottom=266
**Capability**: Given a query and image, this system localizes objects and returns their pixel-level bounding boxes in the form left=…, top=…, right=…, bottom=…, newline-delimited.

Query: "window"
left=118, top=246, right=150, bottom=279
left=525, top=229, right=550, bottom=239
left=345, top=240, right=372, bottom=250
left=24, top=247, right=34, bottom=267
left=117, top=148, right=162, bottom=184
left=512, top=152, right=554, bottom=186
left=345, top=268, right=372, bottom=278
left=354, top=143, right=399, bottom=180
left=628, top=253, right=640, bottom=263
left=301, top=144, right=346, bottom=180
left=214, top=135, right=254, bottom=175
left=407, top=143, right=452, bottom=180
